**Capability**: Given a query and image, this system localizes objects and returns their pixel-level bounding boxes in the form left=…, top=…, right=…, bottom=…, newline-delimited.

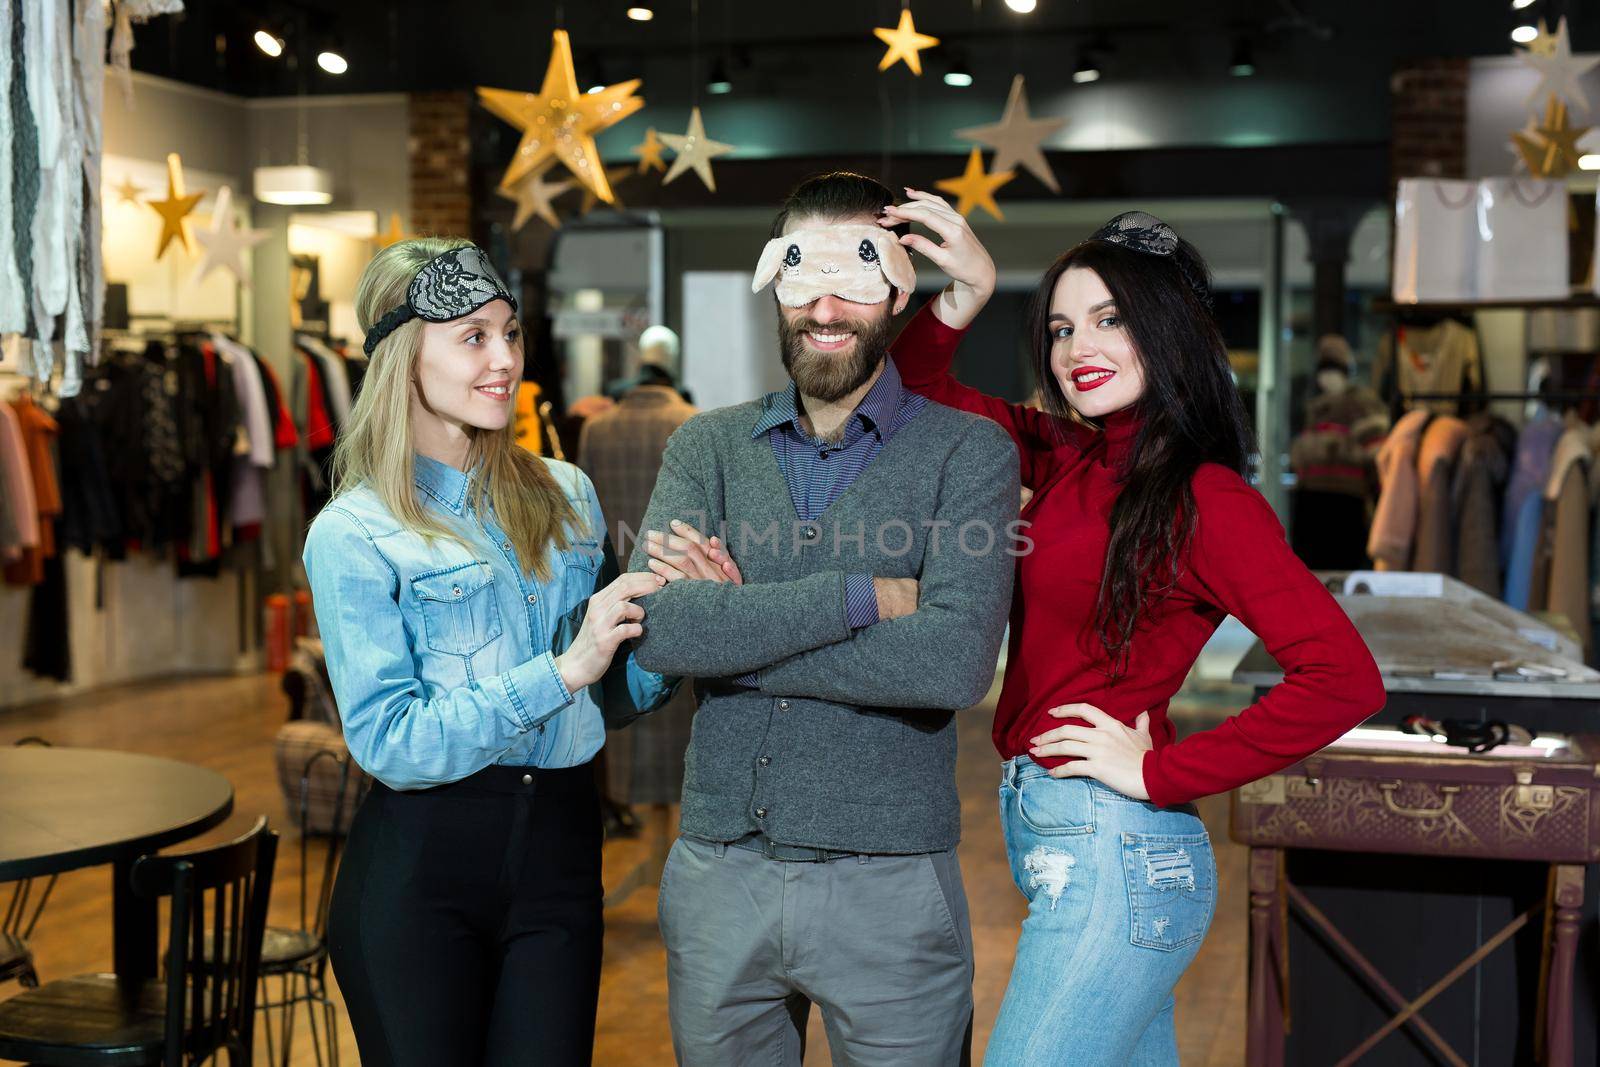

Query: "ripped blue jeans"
left=985, top=757, right=1217, bottom=1066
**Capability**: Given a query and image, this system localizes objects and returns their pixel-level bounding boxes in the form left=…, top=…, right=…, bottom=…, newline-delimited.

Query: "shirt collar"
left=413, top=453, right=471, bottom=515
left=750, top=359, right=907, bottom=443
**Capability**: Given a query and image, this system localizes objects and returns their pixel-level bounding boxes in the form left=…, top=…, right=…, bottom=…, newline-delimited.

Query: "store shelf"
left=1371, top=293, right=1600, bottom=314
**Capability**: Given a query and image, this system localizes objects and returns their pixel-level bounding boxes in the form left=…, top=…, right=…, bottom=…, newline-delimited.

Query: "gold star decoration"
left=477, top=29, right=644, bottom=205
left=373, top=213, right=408, bottom=249
left=874, top=9, right=939, bottom=76
left=112, top=174, right=144, bottom=206
left=633, top=128, right=667, bottom=173
left=191, top=185, right=269, bottom=287
left=660, top=108, right=735, bottom=192
left=1526, top=18, right=1559, bottom=58
left=1536, top=94, right=1591, bottom=176
left=955, top=75, right=1066, bottom=194
left=1509, top=116, right=1552, bottom=175
left=578, top=167, right=635, bottom=214
left=498, top=163, right=577, bottom=231
left=1517, top=16, right=1599, bottom=112
left=147, top=152, right=204, bottom=260
left=935, top=147, right=1015, bottom=221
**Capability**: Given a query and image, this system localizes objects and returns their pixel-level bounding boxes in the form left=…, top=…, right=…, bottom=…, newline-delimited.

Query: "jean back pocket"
left=1121, top=830, right=1214, bottom=951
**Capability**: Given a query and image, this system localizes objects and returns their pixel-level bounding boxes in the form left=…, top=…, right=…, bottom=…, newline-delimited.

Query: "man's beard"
left=778, top=311, right=895, bottom=403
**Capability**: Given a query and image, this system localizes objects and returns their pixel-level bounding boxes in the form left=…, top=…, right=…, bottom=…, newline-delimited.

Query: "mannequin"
left=1289, top=334, right=1389, bottom=568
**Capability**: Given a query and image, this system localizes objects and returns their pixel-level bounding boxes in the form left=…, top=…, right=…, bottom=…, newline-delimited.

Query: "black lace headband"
left=1087, top=211, right=1211, bottom=307
left=363, top=245, right=518, bottom=356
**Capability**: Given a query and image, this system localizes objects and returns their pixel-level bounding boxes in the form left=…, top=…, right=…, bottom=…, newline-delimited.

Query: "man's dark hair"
left=770, top=171, right=909, bottom=239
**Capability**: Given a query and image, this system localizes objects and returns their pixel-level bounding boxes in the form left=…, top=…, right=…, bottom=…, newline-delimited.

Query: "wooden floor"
left=0, top=669, right=1248, bottom=1066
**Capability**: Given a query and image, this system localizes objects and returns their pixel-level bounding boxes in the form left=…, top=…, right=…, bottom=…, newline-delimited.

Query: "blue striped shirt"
left=751, top=358, right=930, bottom=630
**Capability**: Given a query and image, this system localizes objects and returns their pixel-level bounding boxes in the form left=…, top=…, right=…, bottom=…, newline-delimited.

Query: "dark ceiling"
left=134, top=0, right=1596, bottom=100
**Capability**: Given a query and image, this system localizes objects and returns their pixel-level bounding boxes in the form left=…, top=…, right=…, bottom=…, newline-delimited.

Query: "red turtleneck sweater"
left=891, top=306, right=1385, bottom=807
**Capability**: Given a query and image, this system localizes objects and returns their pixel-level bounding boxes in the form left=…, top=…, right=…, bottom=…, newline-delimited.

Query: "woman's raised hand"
left=555, top=571, right=663, bottom=692
left=879, top=188, right=996, bottom=330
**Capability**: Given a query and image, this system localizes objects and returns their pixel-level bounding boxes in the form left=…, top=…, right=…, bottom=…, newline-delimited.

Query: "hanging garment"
left=1450, top=414, right=1516, bottom=598
left=1376, top=319, right=1483, bottom=417
left=3, top=394, right=60, bottom=585
left=1503, top=412, right=1564, bottom=569
left=1368, top=409, right=1433, bottom=570
left=0, top=400, right=38, bottom=565
left=1413, top=415, right=1470, bottom=575
left=298, top=336, right=351, bottom=426
left=252, top=353, right=298, bottom=450
left=1539, top=424, right=1594, bottom=660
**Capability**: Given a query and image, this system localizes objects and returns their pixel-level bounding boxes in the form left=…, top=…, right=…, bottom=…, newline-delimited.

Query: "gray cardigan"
left=628, top=395, right=1019, bottom=853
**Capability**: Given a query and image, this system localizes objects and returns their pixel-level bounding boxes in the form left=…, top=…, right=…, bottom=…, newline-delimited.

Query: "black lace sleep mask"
left=363, top=245, right=518, bottom=356
left=1086, top=211, right=1210, bottom=305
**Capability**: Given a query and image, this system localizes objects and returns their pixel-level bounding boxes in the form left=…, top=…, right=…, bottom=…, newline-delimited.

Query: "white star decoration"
left=1517, top=16, right=1600, bottom=113
left=191, top=186, right=268, bottom=287
left=955, top=75, right=1066, bottom=194
left=660, top=108, right=735, bottom=193
left=498, top=164, right=576, bottom=230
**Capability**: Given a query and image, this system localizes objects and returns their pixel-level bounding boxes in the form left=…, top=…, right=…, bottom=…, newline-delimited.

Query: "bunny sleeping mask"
left=751, top=223, right=916, bottom=307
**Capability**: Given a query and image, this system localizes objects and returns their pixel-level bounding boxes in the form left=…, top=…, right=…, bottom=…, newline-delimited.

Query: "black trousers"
left=327, top=762, right=604, bottom=1066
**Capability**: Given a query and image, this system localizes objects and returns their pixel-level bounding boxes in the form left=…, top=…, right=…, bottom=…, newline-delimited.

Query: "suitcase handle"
left=1379, top=781, right=1460, bottom=819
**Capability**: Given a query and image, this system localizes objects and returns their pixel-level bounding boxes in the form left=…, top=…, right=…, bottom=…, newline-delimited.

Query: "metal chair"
left=0, top=815, right=278, bottom=1066
left=255, top=749, right=363, bottom=1067
left=2, top=736, right=58, bottom=988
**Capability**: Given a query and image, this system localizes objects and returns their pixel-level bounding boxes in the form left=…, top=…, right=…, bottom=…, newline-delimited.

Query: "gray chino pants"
left=658, top=835, right=975, bottom=1067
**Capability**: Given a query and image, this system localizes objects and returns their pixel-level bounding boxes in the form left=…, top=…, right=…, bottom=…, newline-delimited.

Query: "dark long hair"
left=1027, top=235, right=1253, bottom=678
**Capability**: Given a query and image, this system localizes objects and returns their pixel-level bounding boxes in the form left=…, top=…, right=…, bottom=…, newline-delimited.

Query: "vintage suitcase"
left=1232, top=732, right=1600, bottom=865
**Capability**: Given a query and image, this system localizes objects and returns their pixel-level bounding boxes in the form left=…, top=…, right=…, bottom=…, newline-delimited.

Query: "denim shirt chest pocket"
left=410, top=559, right=504, bottom=657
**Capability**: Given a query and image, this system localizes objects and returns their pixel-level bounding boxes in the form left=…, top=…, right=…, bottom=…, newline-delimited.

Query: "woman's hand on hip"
left=643, top=519, right=743, bottom=585
left=1028, top=703, right=1154, bottom=801
left=555, top=571, right=663, bottom=692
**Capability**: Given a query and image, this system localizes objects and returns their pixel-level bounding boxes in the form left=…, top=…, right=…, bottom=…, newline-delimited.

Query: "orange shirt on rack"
left=3, top=396, right=61, bottom=586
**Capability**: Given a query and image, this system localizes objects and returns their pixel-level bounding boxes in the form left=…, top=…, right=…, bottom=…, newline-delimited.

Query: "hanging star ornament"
left=633, top=128, right=667, bottom=174
left=373, top=213, right=407, bottom=249
left=147, top=152, right=204, bottom=260
left=112, top=174, right=144, bottom=206
left=1535, top=94, right=1591, bottom=176
left=498, top=163, right=577, bottom=231
left=477, top=29, right=644, bottom=205
left=955, top=75, right=1066, bottom=194
left=1509, top=115, right=1552, bottom=175
left=874, top=8, right=940, bottom=76
left=935, top=147, right=1016, bottom=221
left=191, top=185, right=268, bottom=287
left=660, top=108, right=735, bottom=192
left=1517, top=16, right=1599, bottom=113
left=579, top=167, right=635, bottom=214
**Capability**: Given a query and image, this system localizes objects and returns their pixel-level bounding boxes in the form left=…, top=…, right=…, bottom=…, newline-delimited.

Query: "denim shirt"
left=303, top=453, right=674, bottom=791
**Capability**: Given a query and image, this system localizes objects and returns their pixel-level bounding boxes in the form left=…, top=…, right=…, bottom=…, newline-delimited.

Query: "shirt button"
left=778, top=700, right=791, bottom=712
left=521, top=774, right=533, bottom=785
left=452, top=586, right=463, bottom=597
left=801, top=525, right=819, bottom=541
left=758, top=756, right=771, bottom=767
left=526, top=593, right=537, bottom=604
left=755, top=807, right=768, bottom=818
left=502, top=541, right=513, bottom=551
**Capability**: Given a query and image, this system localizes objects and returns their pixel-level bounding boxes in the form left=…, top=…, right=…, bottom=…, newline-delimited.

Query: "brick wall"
left=409, top=91, right=473, bottom=238
left=1390, top=58, right=1469, bottom=186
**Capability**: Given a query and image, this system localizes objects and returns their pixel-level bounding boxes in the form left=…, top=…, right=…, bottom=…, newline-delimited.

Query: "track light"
left=1510, top=24, right=1538, bottom=43
left=1005, top=0, right=1038, bottom=12
left=707, top=58, right=732, bottom=94
left=1511, top=0, right=1535, bottom=9
left=1073, top=50, right=1101, bottom=83
left=316, top=50, right=347, bottom=74
left=253, top=30, right=284, bottom=58
left=1229, top=39, right=1255, bottom=77
left=944, top=59, right=973, bottom=88
left=627, top=6, right=655, bottom=19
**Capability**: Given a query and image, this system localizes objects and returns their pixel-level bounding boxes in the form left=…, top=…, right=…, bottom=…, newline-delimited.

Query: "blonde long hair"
left=332, top=236, right=579, bottom=581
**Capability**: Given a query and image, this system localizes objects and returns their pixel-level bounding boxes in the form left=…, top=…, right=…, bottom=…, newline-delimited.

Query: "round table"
left=0, top=747, right=234, bottom=979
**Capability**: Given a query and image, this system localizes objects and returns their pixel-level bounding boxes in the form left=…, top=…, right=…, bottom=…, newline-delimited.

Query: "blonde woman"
left=303, top=238, right=676, bottom=1065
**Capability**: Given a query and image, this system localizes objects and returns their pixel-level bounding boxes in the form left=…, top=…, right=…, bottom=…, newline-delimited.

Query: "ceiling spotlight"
left=1511, top=0, right=1535, bottom=8
left=1073, top=51, right=1101, bottom=83
left=707, top=58, right=732, bottom=95
left=316, top=50, right=348, bottom=74
left=1510, top=24, right=1538, bottom=43
left=944, top=60, right=974, bottom=88
left=627, top=6, right=655, bottom=19
left=1229, top=39, right=1255, bottom=77
left=1580, top=154, right=1600, bottom=171
left=253, top=30, right=284, bottom=57
left=1005, top=0, right=1038, bottom=11
left=586, top=84, right=605, bottom=94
